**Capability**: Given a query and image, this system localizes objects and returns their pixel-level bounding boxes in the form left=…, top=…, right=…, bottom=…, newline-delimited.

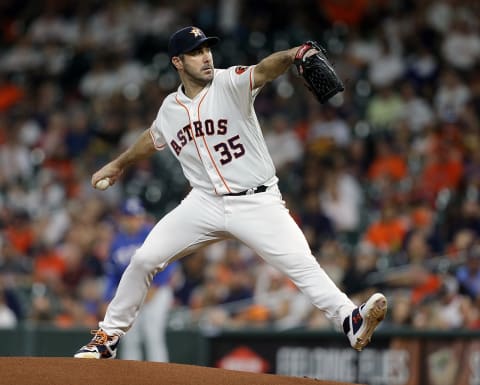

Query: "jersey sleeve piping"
left=250, top=66, right=264, bottom=98
left=149, top=126, right=166, bottom=150
left=249, top=66, right=253, bottom=92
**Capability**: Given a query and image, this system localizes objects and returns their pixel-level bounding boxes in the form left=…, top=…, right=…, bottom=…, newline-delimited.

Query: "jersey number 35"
left=213, top=134, right=246, bottom=165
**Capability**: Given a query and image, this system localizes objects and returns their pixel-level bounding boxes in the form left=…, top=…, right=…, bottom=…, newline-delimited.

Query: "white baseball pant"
left=99, top=185, right=355, bottom=335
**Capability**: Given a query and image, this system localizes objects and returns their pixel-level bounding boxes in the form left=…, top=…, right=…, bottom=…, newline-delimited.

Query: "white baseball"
left=95, top=178, right=110, bottom=190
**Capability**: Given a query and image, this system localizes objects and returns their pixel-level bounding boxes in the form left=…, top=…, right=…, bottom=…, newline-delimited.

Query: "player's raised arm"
left=252, top=46, right=301, bottom=89
left=91, top=128, right=157, bottom=189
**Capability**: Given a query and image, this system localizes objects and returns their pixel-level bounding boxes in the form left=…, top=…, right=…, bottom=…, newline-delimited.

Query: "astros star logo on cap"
left=190, top=27, right=202, bottom=38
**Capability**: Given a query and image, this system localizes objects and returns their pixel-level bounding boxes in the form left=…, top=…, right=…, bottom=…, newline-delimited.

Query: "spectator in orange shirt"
left=33, top=244, right=66, bottom=284
left=4, top=210, right=35, bottom=255
left=367, top=139, right=408, bottom=183
left=318, top=0, right=370, bottom=27
left=0, top=75, right=24, bottom=111
left=419, top=142, right=463, bottom=203
left=364, top=200, right=408, bottom=253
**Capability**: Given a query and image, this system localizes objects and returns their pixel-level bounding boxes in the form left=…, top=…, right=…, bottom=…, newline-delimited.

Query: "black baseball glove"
left=294, top=41, right=344, bottom=104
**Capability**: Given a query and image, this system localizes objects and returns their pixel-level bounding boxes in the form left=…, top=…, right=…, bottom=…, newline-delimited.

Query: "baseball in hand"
left=95, top=178, right=111, bottom=190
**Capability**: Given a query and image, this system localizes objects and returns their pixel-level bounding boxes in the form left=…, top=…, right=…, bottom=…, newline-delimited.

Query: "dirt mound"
left=0, top=357, right=362, bottom=385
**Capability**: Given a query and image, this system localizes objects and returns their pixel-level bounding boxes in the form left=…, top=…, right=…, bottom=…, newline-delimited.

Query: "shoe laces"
left=87, top=329, right=109, bottom=347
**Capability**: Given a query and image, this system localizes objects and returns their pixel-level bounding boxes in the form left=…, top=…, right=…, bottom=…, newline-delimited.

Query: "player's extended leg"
left=226, top=185, right=386, bottom=350
left=74, top=189, right=227, bottom=359
left=225, top=185, right=355, bottom=325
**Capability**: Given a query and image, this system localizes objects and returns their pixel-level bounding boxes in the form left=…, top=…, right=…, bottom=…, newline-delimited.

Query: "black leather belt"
left=224, top=185, right=268, bottom=196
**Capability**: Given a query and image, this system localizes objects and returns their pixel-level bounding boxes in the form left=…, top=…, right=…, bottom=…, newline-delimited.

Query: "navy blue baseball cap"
left=121, top=197, right=145, bottom=216
left=168, top=26, right=219, bottom=59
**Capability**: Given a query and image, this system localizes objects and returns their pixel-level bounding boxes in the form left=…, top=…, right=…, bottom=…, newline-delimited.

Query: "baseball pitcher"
left=74, top=26, right=386, bottom=359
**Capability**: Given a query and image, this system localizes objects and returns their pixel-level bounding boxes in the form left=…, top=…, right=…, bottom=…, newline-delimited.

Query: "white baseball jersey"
left=149, top=65, right=278, bottom=195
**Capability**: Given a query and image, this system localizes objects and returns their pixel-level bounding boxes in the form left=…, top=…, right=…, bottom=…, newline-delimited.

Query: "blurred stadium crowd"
left=1, top=0, right=480, bottom=334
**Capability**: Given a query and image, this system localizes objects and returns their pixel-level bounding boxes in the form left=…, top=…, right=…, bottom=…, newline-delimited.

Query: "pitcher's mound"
left=0, top=357, right=362, bottom=385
